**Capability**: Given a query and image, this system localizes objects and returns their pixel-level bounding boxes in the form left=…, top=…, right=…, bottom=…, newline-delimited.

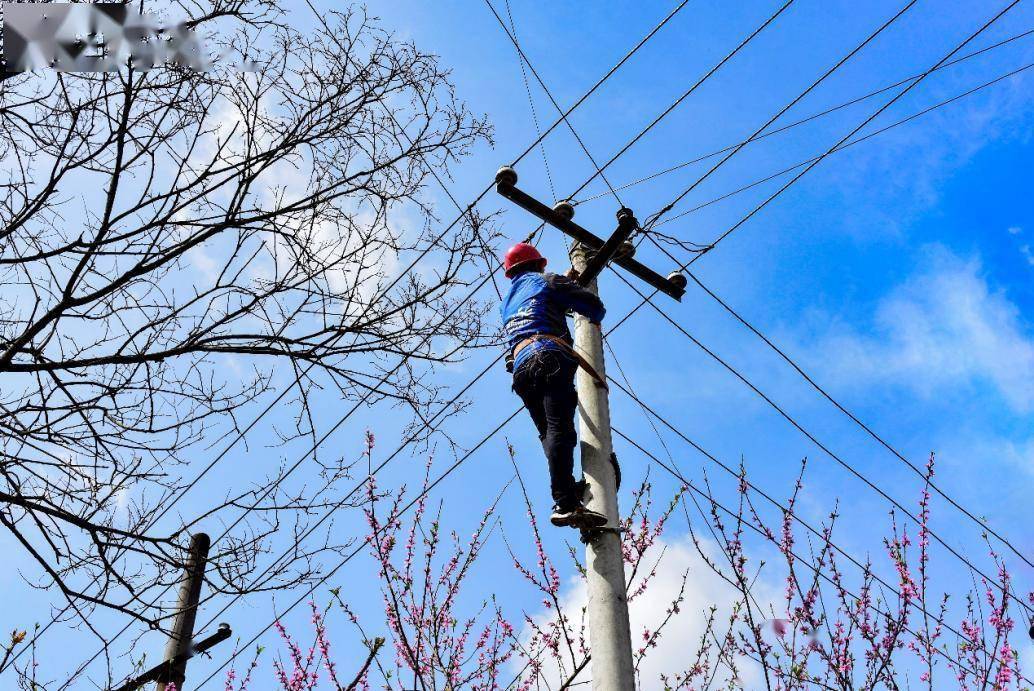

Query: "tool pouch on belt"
left=511, top=334, right=608, bottom=390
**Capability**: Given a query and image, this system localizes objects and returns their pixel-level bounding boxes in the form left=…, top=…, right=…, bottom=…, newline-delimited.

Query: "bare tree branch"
left=0, top=0, right=495, bottom=647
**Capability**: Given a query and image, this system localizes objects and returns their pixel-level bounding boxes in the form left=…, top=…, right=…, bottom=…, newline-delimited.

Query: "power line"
left=502, top=0, right=557, bottom=203
left=192, top=12, right=1034, bottom=691
left=483, top=0, right=625, bottom=205
left=657, top=252, right=1034, bottom=569
left=48, top=3, right=1027, bottom=685
left=194, top=2, right=1034, bottom=678
left=610, top=268, right=1033, bottom=620
left=609, top=423, right=1032, bottom=685
left=602, top=340, right=1031, bottom=682
left=665, top=0, right=1022, bottom=264
left=646, top=58, right=1034, bottom=236
left=574, top=26, right=1034, bottom=205
left=191, top=3, right=1034, bottom=680
left=640, top=0, right=920, bottom=231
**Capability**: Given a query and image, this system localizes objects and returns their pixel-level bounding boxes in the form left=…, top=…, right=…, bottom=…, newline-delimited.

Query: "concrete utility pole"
left=495, top=167, right=686, bottom=691
left=570, top=240, right=635, bottom=691
left=157, top=532, right=211, bottom=691
left=110, top=534, right=231, bottom=691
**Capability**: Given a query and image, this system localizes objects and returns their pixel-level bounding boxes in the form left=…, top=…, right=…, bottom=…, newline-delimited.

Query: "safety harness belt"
left=512, top=334, right=608, bottom=390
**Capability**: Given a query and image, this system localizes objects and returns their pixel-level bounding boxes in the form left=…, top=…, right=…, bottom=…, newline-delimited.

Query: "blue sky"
left=4, top=0, right=1034, bottom=687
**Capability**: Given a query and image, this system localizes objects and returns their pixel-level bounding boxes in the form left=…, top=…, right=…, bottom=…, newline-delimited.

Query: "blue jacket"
left=500, top=271, right=606, bottom=373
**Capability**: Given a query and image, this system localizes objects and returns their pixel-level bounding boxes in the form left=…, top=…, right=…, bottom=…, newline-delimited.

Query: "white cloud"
left=1021, top=244, right=1034, bottom=266
left=114, top=486, right=131, bottom=520
left=1007, top=226, right=1023, bottom=235
left=821, top=71, right=1033, bottom=237
left=799, top=246, right=1034, bottom=413
left=942, top=431, right=1034, bottom=478
left=190, top=243, right=220, bottom=282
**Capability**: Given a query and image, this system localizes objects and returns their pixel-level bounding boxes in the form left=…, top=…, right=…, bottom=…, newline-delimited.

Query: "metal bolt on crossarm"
left=615, top=240, right=635, bottom=260
left=553, top=199, right=576, bottom=221
left=495, top=165, right=518, bottom=187
left=666, top=271, right=688, bottom=291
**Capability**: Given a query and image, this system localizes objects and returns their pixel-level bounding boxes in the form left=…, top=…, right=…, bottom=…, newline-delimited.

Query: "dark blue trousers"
left=512, top=350, right=579, bottom=510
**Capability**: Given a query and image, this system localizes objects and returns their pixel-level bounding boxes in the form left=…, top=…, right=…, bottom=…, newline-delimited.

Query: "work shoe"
left=550, top=504, right=579, bottom=528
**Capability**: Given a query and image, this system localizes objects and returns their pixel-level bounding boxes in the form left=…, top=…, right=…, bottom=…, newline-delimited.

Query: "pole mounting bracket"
left=578, top=525, right=624, bottom=544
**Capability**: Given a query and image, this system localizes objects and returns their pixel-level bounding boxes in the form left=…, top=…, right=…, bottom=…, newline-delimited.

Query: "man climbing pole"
left=500, top=241, right=609, bottom=529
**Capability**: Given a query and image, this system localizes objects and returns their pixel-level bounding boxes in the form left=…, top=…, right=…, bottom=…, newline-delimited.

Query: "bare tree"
left=0, top=0, right=494, bottom=638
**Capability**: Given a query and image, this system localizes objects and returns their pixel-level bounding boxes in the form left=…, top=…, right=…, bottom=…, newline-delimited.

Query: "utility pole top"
left=495, top=166, right=686, bottom=300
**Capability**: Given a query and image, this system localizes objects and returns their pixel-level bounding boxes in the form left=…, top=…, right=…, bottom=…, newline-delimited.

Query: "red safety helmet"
left=503, top=242, right=547, bottom=278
